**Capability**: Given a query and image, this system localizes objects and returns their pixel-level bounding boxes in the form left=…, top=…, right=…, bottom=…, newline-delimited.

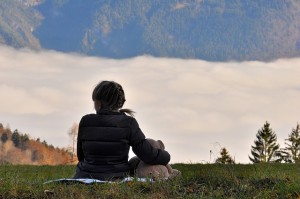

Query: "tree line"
left=0, top=123, right=71, bottom=165
left=215, top=121, right=300, bottom=164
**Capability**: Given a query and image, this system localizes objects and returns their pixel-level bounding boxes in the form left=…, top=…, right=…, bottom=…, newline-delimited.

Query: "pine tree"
left=19, top=133, right=29, bottom=150
left=11, top=129, right=20, bottom=147
left=1, top=133, right=8, bottom=143
left=249, top=121, right=280, bottom=163
left=284, top=123, right=300, bottom=163
left=215, top=147, right=235, bottom=164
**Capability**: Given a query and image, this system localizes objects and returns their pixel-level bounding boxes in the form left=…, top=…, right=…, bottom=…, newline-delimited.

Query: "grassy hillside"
left=0, top=163, right=299, bottom=198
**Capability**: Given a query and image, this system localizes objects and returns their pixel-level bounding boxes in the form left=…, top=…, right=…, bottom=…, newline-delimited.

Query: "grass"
left=0, top=163, right=300, bottom=198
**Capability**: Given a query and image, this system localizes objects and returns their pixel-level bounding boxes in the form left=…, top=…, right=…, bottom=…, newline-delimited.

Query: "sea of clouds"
left=1, top=45, right=300, bottom=163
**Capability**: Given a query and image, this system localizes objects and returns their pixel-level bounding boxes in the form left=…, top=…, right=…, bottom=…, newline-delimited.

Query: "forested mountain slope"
left=1, top=0, right=299, bottom=61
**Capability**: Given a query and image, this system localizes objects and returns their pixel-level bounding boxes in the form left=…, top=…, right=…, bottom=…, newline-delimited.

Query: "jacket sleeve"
left=76, top=118, right=84, bottom=162
left=129, top=118, right=170, bottom=165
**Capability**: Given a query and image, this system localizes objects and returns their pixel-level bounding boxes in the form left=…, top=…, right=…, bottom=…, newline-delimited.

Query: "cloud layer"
left=1, top=45, right=300, bottom=163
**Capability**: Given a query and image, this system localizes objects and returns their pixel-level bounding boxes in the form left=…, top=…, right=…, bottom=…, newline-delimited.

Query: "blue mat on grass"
left=44, top=177, right=154, bottom=184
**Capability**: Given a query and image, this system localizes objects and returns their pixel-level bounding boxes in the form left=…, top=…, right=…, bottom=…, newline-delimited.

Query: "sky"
left=1, top=45, right=300, bottom=164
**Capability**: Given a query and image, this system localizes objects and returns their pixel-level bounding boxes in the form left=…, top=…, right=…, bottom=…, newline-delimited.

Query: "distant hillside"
left=1, top=0, right=300, bottom=61
left=0, top=123, right=73, bottom=165
left=0, top=0, right=42, bottom=49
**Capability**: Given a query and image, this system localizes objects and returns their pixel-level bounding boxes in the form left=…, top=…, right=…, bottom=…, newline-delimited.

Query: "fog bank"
left=1, top=45, right=300, bottom=163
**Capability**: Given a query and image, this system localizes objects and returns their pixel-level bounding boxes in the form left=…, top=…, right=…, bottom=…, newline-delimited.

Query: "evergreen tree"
left=1, top=132, right=8, bottom=143
left=42, top=140, right=48, bottom=147
left=19, top=133, right=29, bottom=150
left=11, top=129, right=20, bottom=147
left=283, top=123, right=300, bottom=163
left=215, top=147, right=235, bottom=164
left=249, top=121, right=280, bottom=163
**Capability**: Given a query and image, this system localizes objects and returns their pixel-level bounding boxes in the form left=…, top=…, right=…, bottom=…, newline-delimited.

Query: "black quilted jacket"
left=74, top=109, right=170, bottom=180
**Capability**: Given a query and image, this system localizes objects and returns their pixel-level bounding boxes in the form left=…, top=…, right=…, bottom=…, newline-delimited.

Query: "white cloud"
left=0, top=85, right=55, bottom=115
left=0, top=45, right=300, bottom=163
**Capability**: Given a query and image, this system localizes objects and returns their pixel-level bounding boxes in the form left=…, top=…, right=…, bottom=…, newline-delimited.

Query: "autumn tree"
left=0, top=123, right=3, bottom=136
left=68, top=122, right=78, bottom=161
left=5, top=125, right=11, bottom=138
left=249, top=121, right=280, bottom=163
left=215, top=147, right=235, bottom=164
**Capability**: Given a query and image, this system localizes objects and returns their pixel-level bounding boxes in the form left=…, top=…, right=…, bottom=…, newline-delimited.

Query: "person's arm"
left=129, top=118, right=170, bottom=165
left=76, top=118, right=84, bottom=162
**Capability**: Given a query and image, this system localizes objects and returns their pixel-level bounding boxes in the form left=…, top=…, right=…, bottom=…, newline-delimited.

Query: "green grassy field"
left=0, top=163, right=300, bottom=198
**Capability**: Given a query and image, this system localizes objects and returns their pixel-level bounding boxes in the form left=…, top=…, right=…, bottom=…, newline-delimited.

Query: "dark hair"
left=92, top=81, right=135, bottom=116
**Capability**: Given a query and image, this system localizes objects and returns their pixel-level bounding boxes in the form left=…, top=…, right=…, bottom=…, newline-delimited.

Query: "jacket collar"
left=96, top=109, right=124, bottom=115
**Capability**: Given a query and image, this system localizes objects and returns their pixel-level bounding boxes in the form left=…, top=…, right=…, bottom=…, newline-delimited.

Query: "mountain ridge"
left=1, top=0, right=299, bottom=61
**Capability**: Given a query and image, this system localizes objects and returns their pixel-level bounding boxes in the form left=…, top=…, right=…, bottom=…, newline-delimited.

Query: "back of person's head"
left=92, top=81, right=134, bottom=116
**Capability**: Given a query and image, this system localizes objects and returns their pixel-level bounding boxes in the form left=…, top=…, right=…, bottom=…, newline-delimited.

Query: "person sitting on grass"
left=74, top=80, right=170, bottom=180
